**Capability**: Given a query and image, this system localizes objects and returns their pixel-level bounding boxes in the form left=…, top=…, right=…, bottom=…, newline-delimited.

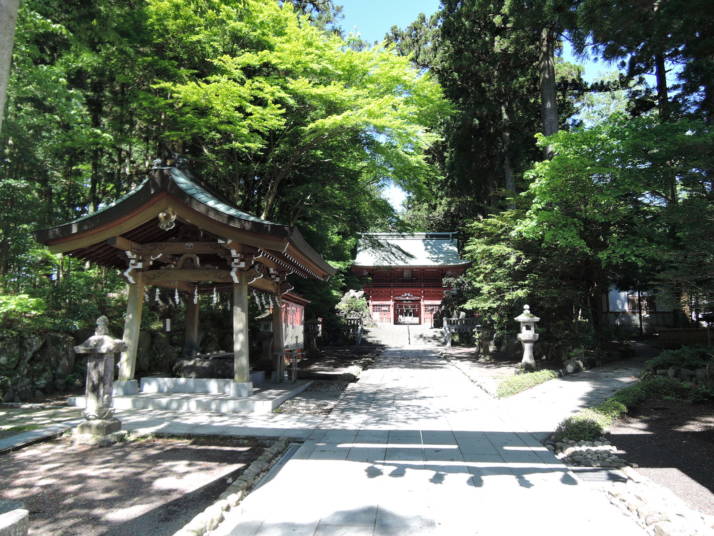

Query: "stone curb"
left=546, top=437, right=628, bottom=468
left=606, top=466, right=714, bottom=536
left=171, top=437, right=292, bottom=536
left=0, top=420, right=81, bottom=454
left=0, top=500, right=28, bottom=536
left=439, top=351, right=497, bottom=397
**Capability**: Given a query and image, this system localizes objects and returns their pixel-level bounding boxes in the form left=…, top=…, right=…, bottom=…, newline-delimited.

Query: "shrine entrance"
left=394, top=299, right=421, bottom=325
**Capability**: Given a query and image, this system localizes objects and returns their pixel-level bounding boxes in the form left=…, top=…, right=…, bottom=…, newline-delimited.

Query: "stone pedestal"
left=75, top=418, right=122, bottom=437
left=230, top=382, right=253, bottom=398
left=84, top=353, right=115, bottom=419
left=519, top=339, right=537, bottom=368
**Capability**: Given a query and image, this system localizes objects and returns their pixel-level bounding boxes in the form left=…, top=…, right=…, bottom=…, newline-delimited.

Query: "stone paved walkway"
left=208, top=346, right=646, bottom=536
left=0, top=339, right=648, bottom=535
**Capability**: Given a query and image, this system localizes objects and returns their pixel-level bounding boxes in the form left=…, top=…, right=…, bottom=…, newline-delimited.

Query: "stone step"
left=70, top=381, right=312, bottom=414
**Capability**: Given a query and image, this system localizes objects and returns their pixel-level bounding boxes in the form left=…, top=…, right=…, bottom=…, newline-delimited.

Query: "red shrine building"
left=352, top=233, right=469, bottom=326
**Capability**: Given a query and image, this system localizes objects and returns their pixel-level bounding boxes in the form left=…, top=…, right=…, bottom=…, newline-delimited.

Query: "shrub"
left=611, top=384, right=648, bottom=408
left=643, top=346, right=714, bottom=376
left=496, top=369, right=558, bottom=398
left=639, top=375, right=692, bottom=398
left=691, top=385, right=714, bottom=403
left=555, top=410, right=607, bottom=441
left=597, top=399, right=627, bottom=420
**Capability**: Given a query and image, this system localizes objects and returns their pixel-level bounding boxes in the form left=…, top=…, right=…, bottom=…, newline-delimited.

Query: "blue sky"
left=337, top=0, right=441, bottom=44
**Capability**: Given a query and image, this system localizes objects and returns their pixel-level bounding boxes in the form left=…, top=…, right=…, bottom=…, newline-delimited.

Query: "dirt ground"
left=299, top=344, right=380, bottom=378
left=608, top=398, right=714, bottom=516
left=0, top=435, right=266, bottom=536
left=277, top=345, right=380, bottom=416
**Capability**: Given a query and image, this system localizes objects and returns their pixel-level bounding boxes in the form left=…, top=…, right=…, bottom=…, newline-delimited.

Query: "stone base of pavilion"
left=69, top=378, right=312, bottom=414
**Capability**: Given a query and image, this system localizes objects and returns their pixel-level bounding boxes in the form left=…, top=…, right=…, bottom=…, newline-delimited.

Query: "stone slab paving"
left=212, top=346, right=646, bottom=536
left=0, top=419, right=82, bottom=453
left=0, top=336, right=649, bottom=535
left=499, top=360, right=644, bottom=441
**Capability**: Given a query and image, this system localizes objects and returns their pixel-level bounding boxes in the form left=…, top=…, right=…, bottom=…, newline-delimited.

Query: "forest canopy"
left=0, top=0, right=447, bottom=328
left=1, top=0, right=713, bottom=376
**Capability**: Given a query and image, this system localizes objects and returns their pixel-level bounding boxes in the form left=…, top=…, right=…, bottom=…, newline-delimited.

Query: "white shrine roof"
left=354, top=233, right=468, bottom=268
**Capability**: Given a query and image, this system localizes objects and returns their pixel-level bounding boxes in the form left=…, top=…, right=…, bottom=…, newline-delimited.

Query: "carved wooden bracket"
left=123, top=251, right=143, bottom=284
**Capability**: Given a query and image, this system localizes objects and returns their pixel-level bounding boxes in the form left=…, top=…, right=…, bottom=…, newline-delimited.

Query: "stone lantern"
left=73, top=316, right=127, bottom=444
left=515, top=305, right=539, bottom=368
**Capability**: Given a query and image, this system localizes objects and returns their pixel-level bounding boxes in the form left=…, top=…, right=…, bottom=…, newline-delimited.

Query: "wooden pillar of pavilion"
left=232, top=274, right=251, bottom=388
left=118, top=270, right=145, bottom=382
left=272, top=297, right=285, bottom=382
left=184, top=297, right=200, bottom=356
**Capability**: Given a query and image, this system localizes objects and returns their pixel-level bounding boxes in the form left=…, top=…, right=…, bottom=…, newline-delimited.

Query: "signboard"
left=282, top=300, right=304, bottom=350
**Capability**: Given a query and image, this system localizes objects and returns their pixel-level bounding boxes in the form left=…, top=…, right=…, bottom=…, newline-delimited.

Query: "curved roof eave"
left=36, top=167, right=288, bottom=244
left=35, top=166, right=337, bottom=282
left=352, top=262, right=471, bottom=269
left=288, top=227, right=337, bottom=279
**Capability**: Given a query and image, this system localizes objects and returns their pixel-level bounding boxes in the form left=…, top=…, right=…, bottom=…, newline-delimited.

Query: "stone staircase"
left=363, top=323, right=444, bottom=348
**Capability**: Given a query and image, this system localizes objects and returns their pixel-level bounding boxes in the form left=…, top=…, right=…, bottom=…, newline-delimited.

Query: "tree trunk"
left=260, top=173, right=281, bottom=221
left=0, top=0, right=19, bottom=134
left=500, top=104, right=515, bottom=205
left=88, top=81, right=104, bottom=213
left=654, top=53, right=669, bottom=122
left=588, top=284, right=605, bottom=345
left=539, top=27, right=558, bottom=158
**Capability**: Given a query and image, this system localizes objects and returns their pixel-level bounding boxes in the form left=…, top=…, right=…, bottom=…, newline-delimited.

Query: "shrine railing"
left=442, top=318, right=481, bottom=348
left=345, top=317, right=363, bottom=345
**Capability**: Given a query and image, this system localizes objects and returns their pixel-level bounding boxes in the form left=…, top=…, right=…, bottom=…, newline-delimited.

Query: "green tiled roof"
left=354, top=232, right=467, bottom=267
left=169, top=168, right=278, bottom=226
left=61, top=167, right=279, bottom=228
left=68, top=178, right=150, bottom=224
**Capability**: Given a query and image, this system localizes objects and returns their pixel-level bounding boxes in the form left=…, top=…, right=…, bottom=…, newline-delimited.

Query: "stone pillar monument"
left=515, top=305, right=540, bottom=369
left=73, top=316, right=127, bottom=444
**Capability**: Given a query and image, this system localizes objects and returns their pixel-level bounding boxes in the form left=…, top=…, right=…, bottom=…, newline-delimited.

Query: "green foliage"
left=0, top=0, right=448, bottom=340
left=571, top=0, right=714, bottom=119
left=392, top=0, right=584, bottom=226
left=0, top=294, right=47, bottom=331
left=336, top=296, right=369, bottom=317
left=691, top=385, right=714, bottom=403
left=596, top=399, right=628, bottom=420
left=643, top=346, right=714, bottom=377
left=508, top=114, right=714, bottom=342
left=147, top=0, right=449, bottom=221
left=555, top=409, right=609, bottom=442
left=496, top=369, right=558, bottom=398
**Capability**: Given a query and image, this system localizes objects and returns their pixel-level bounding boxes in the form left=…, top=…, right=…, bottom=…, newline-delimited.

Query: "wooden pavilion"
left=36, top=164, right=334, bottom=397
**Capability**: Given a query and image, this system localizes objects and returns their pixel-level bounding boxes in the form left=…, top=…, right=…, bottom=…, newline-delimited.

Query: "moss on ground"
left=496, top=369, right=558, bottom=398
left=0, top=423, right=40, bottom=439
